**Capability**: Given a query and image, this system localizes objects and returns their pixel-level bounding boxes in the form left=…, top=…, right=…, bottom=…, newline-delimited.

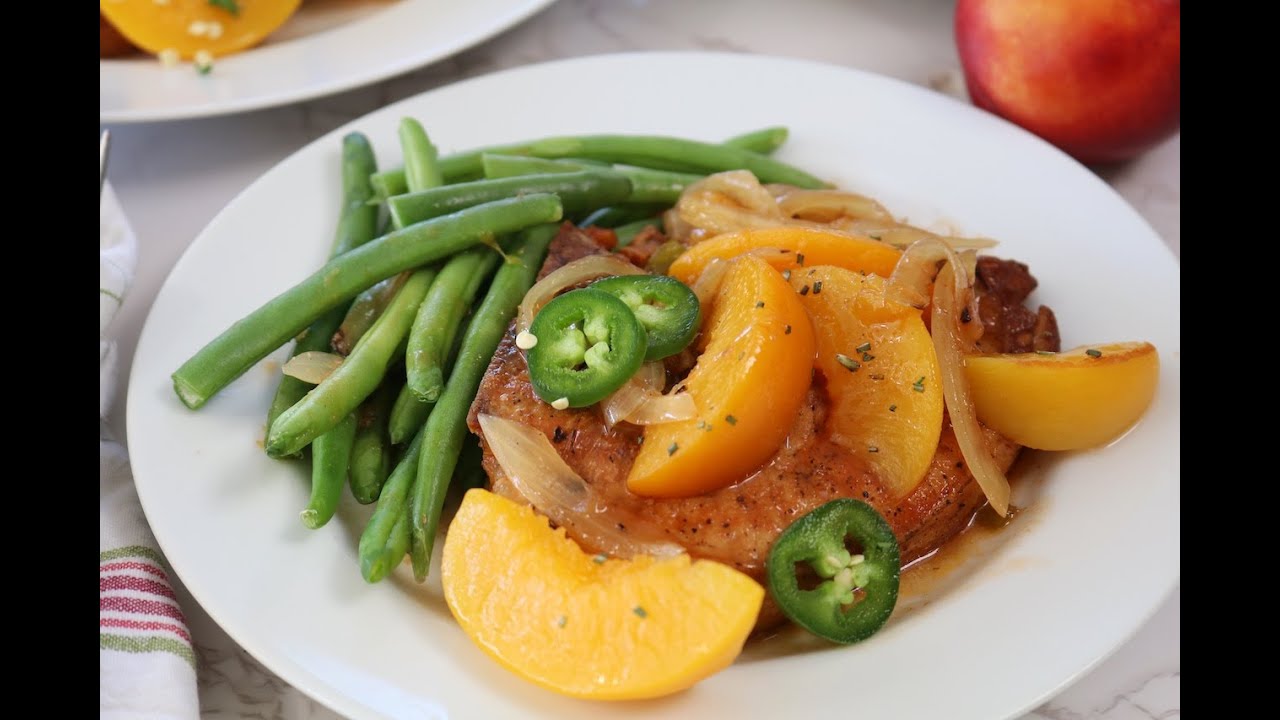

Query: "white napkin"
left=100, top=182, right=200, bottom=720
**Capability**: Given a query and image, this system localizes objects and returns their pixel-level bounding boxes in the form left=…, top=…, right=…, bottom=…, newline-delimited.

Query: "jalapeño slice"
left=590, top=275, right=701, bottom=361
left=765, top=498, right=901, bottom=644
left=526, top=288, right=647, bottom=408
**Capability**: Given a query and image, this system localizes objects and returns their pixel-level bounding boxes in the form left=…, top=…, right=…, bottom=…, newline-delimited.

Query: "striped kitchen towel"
left=100, top=181, right=198, bottom=720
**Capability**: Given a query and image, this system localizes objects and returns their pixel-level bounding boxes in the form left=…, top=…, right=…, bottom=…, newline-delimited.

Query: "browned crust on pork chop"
left=467, top=225, right=1057, bottom=632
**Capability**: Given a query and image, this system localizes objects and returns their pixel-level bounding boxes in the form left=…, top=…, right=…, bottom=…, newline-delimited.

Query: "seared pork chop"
left=467, top=225, right=1058, bottom=631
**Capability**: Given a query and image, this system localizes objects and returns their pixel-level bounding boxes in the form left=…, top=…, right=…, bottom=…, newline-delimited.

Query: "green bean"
left=300, top=412, right=357, bottom=529
left=171, top=193, right=563, bottom=409
left=266, top=133, right=379, bottom=432
left=332, top=272, right=409, bottom=355
left=614, top=217, right=664, bottom=249
left=407, top=247, right=501, bottom=402
left=266, top=267, right=437, bottom=458
left=399, top=118, right=443, bottom=192
left=579, top=204, right=667, bottom=229
left=453, top=432, right=487, bottom=492
left=379, top=507, right=412, bottom=581
left=478, top=154, right=701, bottom=207
left=723, top=126, right=789, bottom=154
left=358, top=426, right=424, bottom=583
left=409, top=223, right=556, bottom=581
left=369, top=126, right=814, bottom=192
left=480, top=154, right=608, bottom=179
left=387, top=170, right=631, bottom=229
left=349, top=380, right=395, bottom=504
left=388, top=381, right=433, bottom=446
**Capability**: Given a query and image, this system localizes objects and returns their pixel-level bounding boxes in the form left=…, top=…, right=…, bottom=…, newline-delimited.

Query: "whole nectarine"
left=956, top=0, right=1180, bottom=164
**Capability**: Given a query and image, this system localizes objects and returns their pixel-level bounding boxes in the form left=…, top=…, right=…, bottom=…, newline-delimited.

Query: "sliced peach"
left=791, top=266, right=943, bottom=499
left=667, top=226, right=902, bottom=287
left=99, top=0, right=302, bottom=60
left=442, top=489, right=764, bottom=700
left=627, top=255, right=816, bottom=498
left=964, top=342, right=1160, bottom=451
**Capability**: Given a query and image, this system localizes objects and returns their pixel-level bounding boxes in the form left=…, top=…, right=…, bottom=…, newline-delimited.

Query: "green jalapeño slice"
left=526, top=288, right=648, bottom=408
left=590, top=275, right=701, bottom=361
left=765, top=498, right=901, bottom=644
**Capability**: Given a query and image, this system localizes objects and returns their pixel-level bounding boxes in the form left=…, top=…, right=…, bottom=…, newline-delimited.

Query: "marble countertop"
left=101, top=1, right=1179, bottom=717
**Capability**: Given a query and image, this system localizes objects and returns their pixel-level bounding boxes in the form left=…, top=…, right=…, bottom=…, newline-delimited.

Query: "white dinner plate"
left=128, top=52, right=1181, bottom=719
left=99, top=0, right=556, bottom=123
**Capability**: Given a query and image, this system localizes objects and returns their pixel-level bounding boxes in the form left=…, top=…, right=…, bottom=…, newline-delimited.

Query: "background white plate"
left=128, top=52, right=1181, bottom=719
left=99, top=0, right=556, bottom=123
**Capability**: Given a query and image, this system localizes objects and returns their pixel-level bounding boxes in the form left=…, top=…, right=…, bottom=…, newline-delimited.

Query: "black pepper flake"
left=785, top=325, right=792, bottom=335
left=856, top=342, right=872, bottom=353
left=889, top=404, right=897, bottom=412
left=912, top=376, right=926, bottom=393
left=755, top=300, right=765, bottom=308
left=835, top=354, right=861, bottom=372
left=725, top=415, right=738, bottom=425
left=668, top=442, right=679, bottom=456
left=1086, top=348, right=1103, bottom=358
left=799, top=285, right=810, bottom=296
left=812, top=280, right=823, bottom=294
left=552, top=426, right=566, bottom=443
left=960, top=306, right=972, bottom=323
left=862, top=353, right=875, bottom=362
left=869, top=373, right=884, bottom=380
left=868, top=446, right=879, bottom=453
left=633, top=606, right=648, bottom=619
left=869, top=233, right=882, bottom=240
left=862, top=490, right=870, bottom=499
left=796, top=253, right=806, bottom=266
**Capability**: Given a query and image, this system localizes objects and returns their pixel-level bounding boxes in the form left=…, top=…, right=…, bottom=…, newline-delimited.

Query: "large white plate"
left=128, top=52, right=1181, bottom=719
left=99, top=0, right=555, bottom=123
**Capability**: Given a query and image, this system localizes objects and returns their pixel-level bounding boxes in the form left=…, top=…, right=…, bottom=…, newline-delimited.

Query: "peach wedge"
left=964, top=342, right=1160, bottom=451
left=442, top=489, right=764, bottom=700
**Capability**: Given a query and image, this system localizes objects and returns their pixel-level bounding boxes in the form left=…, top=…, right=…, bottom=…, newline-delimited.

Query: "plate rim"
left=126, top=50, right=1181, bottom=720
left=99, top=0, right=558, bottom=124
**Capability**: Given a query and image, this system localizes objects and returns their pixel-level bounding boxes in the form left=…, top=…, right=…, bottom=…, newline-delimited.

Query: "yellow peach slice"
left=790, top=266, right=944, bottom=499
left=964, top=342, right=1160, bottom=451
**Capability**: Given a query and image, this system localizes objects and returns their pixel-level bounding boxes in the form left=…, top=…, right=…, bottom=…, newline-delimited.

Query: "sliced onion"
left=774, top=188, right=894, bottom=223
left=931, top=263, right=1011, bottom=517
left=478, top=414, right=686, bottom=558
left=691, top=257, right=732, bottom=308
left=281, top=351, right=344, bottom=384
left=601, top=362, right=697, bottom=427
left=516, top=253, right=645, bottom=334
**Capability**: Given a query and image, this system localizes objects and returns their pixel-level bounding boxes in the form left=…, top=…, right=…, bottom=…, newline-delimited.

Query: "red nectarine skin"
left=956, top=0, right=1180, bottom=164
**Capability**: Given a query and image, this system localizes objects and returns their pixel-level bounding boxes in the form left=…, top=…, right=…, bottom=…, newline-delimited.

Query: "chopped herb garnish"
left=208, top=0, right=241, bottom=15
left=912, top=376, right=926, bottom=393
left=196, top=63, right=213, bottom=76
left=869, top=233, right=882, bottom=240
left=1086, top=348, right=1103, bottom=358
left=1036, top=350, right=1056, bottom=356
left=868, top=446, right=880, bottom=454
left=725, top=414, right=738, bottom=425
left=862, top=353, right=875, bottom=362
left=813, top=280, right=823, bottom=294
left=558, top=615, right=568, bottom=628
left=799, top=285, right=810, bottom=296
left=668, top=442, right=679, bottom=456
left=633, top=606, right=648, bottom=619
left=796, top=253, right=806, bottom=266
left=784, top=324, right=792, bottom=335
left=755, top=300, right=765, bottom=308
left=593, top=554, right=607, bottom=564
left=889, top=404, right=897, bottom=412
left=696, top=420, right=713, bottom=432
left=835, top=354, right=861, bottom=372
left=856, top=342, right=872, bottom=353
